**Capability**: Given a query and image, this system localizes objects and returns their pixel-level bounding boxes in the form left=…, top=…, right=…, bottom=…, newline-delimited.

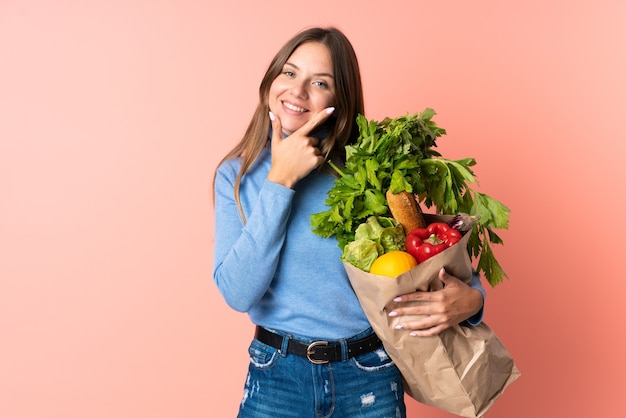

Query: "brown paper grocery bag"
left=343, top=215, right=520, bottom=418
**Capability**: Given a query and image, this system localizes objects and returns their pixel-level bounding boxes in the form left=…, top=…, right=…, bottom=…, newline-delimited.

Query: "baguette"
left=386, top=189, right=426, bottom=234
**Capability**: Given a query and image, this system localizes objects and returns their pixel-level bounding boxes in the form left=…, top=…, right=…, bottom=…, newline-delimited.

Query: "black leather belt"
left=254, top=326, right=382, bottom=364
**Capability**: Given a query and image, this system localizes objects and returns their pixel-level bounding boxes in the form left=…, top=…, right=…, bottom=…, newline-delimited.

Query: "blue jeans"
left=237, top=327, right=406, bottom=418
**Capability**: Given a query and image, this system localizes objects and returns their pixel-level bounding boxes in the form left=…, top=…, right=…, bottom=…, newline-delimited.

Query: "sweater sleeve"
left=465, top=270, right=486, bottom=326
left=212, top=162, right=294, bottom=312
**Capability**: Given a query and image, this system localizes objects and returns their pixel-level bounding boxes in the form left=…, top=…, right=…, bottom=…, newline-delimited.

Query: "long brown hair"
left=213, top=27, right=365, bottom=221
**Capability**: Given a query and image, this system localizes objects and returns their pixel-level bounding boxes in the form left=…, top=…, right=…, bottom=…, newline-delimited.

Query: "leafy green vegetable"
left=355, top=216, right=405, bottom=253
left=311, top=109, right=510, bottom=287
left=341, top=216, right=404, bottom=272
left=341, top=239, right=382, bottom=272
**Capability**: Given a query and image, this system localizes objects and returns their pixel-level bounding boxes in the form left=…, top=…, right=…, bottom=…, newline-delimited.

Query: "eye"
left=282, top=71, right=296, bottom=78
left=313, top=80, right=328, bottom=89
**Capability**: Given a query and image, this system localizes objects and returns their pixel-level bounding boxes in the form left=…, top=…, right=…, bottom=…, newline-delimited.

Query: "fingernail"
left=269, top=111, right=276, bottom=121
left=388, top=311, right=398, bottom=317
left=393, top=297, right=402, bottom=302
left=325, top=107, right=335, bottom=114
left=395, top=324, right=404, bottom=330
left=409, top=332, right=417, bottom=337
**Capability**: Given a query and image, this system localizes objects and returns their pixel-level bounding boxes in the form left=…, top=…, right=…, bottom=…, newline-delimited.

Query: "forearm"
left=213, top=177, right=294, bottom=311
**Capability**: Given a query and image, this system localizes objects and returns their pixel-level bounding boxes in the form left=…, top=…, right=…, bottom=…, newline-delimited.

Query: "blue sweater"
left=213, top=146, right=484, bottom=340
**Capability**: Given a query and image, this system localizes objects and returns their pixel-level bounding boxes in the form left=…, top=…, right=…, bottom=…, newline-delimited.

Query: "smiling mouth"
left=283, top=101, right=308, bottom=113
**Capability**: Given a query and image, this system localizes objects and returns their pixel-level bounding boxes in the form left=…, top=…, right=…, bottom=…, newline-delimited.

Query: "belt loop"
left=340, top=338, right=349, bottom=362
left=279, top=334, right=290, bottom=357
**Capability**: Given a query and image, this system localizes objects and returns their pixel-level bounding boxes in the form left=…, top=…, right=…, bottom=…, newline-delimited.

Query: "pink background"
left=1, top=1, right=625, bottom=417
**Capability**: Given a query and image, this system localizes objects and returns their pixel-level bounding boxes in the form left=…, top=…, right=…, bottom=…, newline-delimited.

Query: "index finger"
left=393, top=290, right=439, bottom=303
left=294, top=106, right=335, bottom=136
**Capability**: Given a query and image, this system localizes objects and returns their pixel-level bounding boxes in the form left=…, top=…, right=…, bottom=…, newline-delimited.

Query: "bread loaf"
left=386, top=190, right=426, bottom=234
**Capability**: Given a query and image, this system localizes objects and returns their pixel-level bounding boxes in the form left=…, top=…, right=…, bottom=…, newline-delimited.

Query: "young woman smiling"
left=212, top=26, right=485, bottom=417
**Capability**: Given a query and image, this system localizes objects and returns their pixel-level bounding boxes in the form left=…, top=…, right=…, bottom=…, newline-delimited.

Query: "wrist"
left=267, top=169, right=296, bottom=189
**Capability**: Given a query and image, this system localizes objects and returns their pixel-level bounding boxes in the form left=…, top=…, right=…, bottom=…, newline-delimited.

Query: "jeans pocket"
left=351, top=347, right=396, bottom=373
left=248, top=339, right=279, bottom=370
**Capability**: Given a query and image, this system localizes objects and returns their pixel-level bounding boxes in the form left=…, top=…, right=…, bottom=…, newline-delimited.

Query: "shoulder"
left=215, top=148, right=271, bottom=188
left=217, top=148, right=271, bottom=175
left=216, top=156, right=242, bottom=177
left=213, top=159, right=240, bottom=194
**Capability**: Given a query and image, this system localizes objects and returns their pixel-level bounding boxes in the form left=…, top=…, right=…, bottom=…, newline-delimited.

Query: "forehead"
left=286, top=42, right=333, bottom=75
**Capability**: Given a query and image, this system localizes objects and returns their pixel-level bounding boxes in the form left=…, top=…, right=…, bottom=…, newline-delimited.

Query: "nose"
left=290, top=79, right=308, bottom=99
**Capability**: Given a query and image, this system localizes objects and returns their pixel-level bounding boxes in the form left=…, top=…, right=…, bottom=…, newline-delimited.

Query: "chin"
left=282, top=124, right=303, bottom=135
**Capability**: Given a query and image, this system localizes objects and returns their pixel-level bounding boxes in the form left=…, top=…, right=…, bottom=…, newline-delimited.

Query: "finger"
left=439, top=267, right=463, bottom=287
left=393, top=290, right=438, bottom=304
left=269, top=111, right=283, bottom=143
left=392, top=316, right=428, bottom=330
left=293, top=106, right=335, bottom=136
left=409, top=323, right=448, bottom=337
left=438, top=267, right=450, bottom=284
left=388, top=298, right=444, bottom=317
left=397, top=312, right=452, bottom=331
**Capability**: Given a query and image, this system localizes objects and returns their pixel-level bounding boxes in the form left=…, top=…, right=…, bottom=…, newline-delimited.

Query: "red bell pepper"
left=405, top=222, right=462, bottom=263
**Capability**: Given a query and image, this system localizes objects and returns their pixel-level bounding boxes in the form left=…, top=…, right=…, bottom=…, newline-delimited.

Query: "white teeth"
left=284, top=102, right=307, bottom=112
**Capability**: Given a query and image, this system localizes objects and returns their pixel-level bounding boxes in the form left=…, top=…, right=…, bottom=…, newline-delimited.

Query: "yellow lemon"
left=369, top=251, right=418, bottom=278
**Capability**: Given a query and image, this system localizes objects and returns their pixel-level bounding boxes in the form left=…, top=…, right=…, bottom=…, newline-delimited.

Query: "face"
left=268, top=42, right=336, bottom=135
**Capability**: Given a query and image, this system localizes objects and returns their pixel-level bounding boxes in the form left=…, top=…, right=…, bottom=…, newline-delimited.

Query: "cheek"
left=313, top=92, right=336, bottom=111
left=267, top=89, right=277, bottom=110
left=325, top=88, right=337, bottom=106
left=267, top=82, right=282, bottom=108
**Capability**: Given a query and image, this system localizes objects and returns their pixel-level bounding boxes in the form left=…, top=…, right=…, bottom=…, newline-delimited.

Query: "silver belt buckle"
left=306, top=341, right=329, bottom=364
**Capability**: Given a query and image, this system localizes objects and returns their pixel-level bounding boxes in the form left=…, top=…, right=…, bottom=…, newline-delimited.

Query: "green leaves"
left=472, top=191, right=510, bottom=230
left=312, top=110, right=441, bottom=247
left=310, top=109, right=511, bottom=286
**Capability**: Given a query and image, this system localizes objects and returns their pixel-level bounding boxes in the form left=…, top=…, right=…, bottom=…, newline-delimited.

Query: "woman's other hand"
left=388, top=267, right=484, bottom=337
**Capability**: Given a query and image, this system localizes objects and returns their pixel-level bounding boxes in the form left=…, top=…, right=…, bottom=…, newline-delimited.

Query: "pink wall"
left=1, top=1, right=624, bottom=417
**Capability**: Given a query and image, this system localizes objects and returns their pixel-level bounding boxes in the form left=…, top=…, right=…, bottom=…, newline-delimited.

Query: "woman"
left=213, top=26, right=485, bottom=417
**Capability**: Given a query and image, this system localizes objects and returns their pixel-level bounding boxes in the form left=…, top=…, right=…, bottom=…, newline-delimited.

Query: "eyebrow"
left=284, top=62, right=334, bottom=79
